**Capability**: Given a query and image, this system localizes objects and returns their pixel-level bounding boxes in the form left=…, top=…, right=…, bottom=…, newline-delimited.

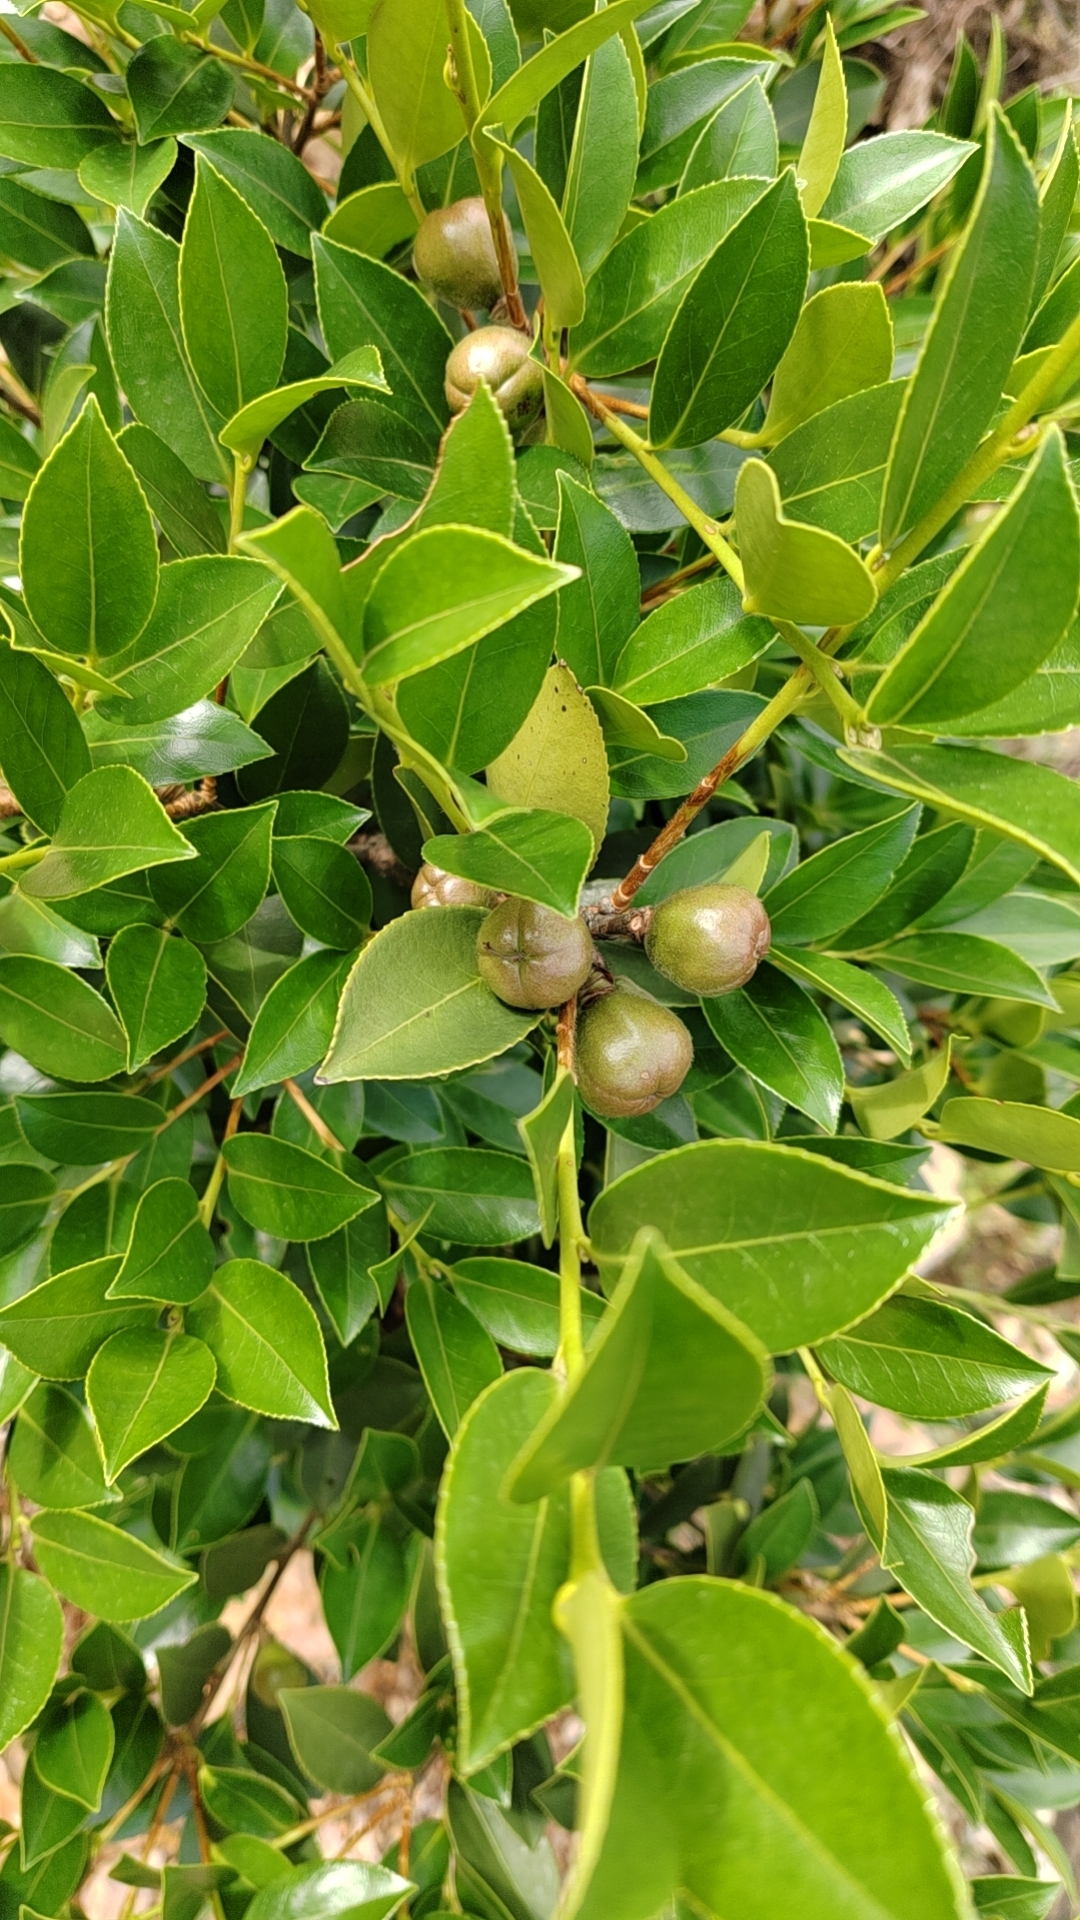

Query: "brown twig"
left=556, top=993, right=577, bottom=1075
left=0, top=17, right=36, bottom=60
left=609, top=740, right=749, bottom=910
left=284, top=1077, right=346, bottom=1151
left=349, top=829, right=415, bottom=891
left=0, top=361, right=40, bottom=427
left=291, top=30, right=327, bottom=152
left=640, top=553, right=718, bottom=608
left=138, top=1029, right=229, bottom=1088
left=882, top=236, right=952, bottom=297
left=596, top=392, right=650, bottom=420
left=158, top=1053, right=242, bottom=1130
left=189, top=1511, right=317, bottom=1735
left=161, top=777, right=219, bottom=821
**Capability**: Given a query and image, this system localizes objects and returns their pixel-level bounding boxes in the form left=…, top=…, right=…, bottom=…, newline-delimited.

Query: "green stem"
left=576, top=390, right=745, bottom=588
left=556, top=1112, right=585, bottom=1384
left=776, top=620, right=867, bottom=735
left=333, top=52, right=424, bottom=220
left=0, top=842, right=47, bottom=878
left=228, top=455, right=249, bottom=551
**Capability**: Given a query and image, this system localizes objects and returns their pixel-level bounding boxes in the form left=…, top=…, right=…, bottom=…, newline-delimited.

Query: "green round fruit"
left=477, top=897, right=593, bottom=1009
left=576, top=981, right=693, bottom=1118
left=445, top=326, right=544, bottom=435
left=645, top=883, right=771, bottom=997
left=413, top=197, right=507, bottom=311
left=411, top=863, right=497, bottom=911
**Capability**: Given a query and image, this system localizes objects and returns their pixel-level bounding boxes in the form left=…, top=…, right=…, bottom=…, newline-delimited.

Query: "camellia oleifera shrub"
left=3, top=0, right=1080, bottom=1915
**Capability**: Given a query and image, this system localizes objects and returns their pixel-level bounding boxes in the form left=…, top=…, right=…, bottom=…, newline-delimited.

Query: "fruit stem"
left=554, top=994, right=586, bottom=1386
left=444, top=0, right=528, bottom=330
left=775, top=619, right=866, bottom=735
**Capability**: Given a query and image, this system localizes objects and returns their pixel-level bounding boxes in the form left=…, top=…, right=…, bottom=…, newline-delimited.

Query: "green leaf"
left=369, top=0, right=487, bottom=178
left=235, top=949, right=355, bottom=1097
left=650, top=170, right=808, bottom=448
left=703, top=962, right=845, bottom=1133
left=278, top=1687, right=390, bottom=1796
left=612, top=576, right=768, bottom=707
left=95, top=557, right=283, bottom=724
left=848, top=1041, right=953, bottom=1142
left=820, top=129, right=976, bottom=242
left=105, top=925, right=206, bottom=1071
left=117, top=423, right=227, bottom=557
left=223, top=1133, right=377, bottom=1240
left=797, top=16, right=845, bottom=217
left=405, top=1278, right=502, bottom=1438
left=378, top=1145, right=540, bottom=1244
left=761, top=283, right=893, bottom=444
left=0, top=957, right=129, bottom=1081
left=588, top=1139, right=954, bottom=1350
left=764, top=804, right=919, bottom=945
left=322, top=183, right=417, bottom=260
left=423, top=810, right=594, bottom=918
left=87, top=1328, right=217, bottom=1479
left=839, top=742, right=1080, bottom=890
left=0, top=177, right=94, bottom=274
left=511, top=1230, right=767, bottom=1499
left=0, top=410, right=40, bottom=502
left=874, top=1468, right=1032, bottom=1693
left=771, top=945, right=911, bottom=1062
left=487, top=662, right=610, bottom=863
left=869, top=431, right=1080, bottom=727
left=0, top=641, right=91, bottom=835
left=148, top=799, right=275, bottom=940
left=20, top=396, right=158, bottom=660
left=871, top=931, right=1058, bottom=1007
left=35, top=1688, right=114, bottom=1811
left=551, top=473, right=638, bottom=691
left=881, top=111, right=1038, bottom=548
left=484, top=0, right=657, bottom=135
left=320, top=1515, right=409, bottom=1679
left=9, top=1381, right=113, bottom=1510
left=126, top=40, right=232, bottom=143
left=903, top=1384, right=1049, bottom=1470
left=0, top=1565, right=63, bottom=1750
left=15, top=1090, right=162, bottom=1163
left=637, top=56, right=772, bottom=195
left=0, top=1164, right=55, bottom=1259
left=493, top=138, right=585, bottom=332
left=570, top=178, right=766, bottom=379
left=307, top=1206, right=387, bottom=1347
left=78, top=137, right=178, bottom=219
left=220, top=348, right=389, bottom=461
left=199, top=1764, right=300, bottom=1837
left=21, top=765, right=194, bottom=902
left=183, top=131, right=328, bottom=258
left=272, top=837, right=371, bottom=949
left=187, top=1257, right=336, bottom=1426
left=362, top=525, right=572, bottom=685
left=0, top=64, right=119, bottom=170
left=679, top=74, right=777, bottom=189
left=735, top=458, right=877, bottom=624
left=0, top=1257, right=156, bottom=1379
left=321, top=907, right=536, bottom=1083
left=109, top=1178, right=216, bottom=1304
left=179, top=156, right=288, bottom=419
left=451, top=1255, right=604, bottom=1357
left=243, top=1861, right=412, bottom=1920
left=517, top=1065, right=575, bottom=1249
left=563, top=1575, right=966, bottom=1920
left=559, top=26, right=638, bottom=279
left=156, top=1623, right=231, bottom=1727
left=817, top=1293, right=1051, bottom=1418
left=936, top=1095, right=1080, bottom=1172
left=766, top=380, right=904, bottom=543
left=31, top=1508, right=196, bottom=1621
left=105, top=212, right=228, bottom=484
left=313, top=236, right=451, bottom=447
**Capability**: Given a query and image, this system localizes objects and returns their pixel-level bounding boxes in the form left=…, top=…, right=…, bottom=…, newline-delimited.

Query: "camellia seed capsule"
left=576, top=980, right=693, bottom=1118
left=645, top=883, right=771, bottom=997
left=476, top=897, right=593, bottom=1010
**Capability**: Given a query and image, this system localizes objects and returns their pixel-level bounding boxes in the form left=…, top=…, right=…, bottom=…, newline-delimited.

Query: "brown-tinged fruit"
left=477, top=897, right=593, bottom=1009
left=576, top=979, right=693, bottom=1118
left=413, top=197, right=508, bottom=311
left=645, top=883, right=771, bottom=997
left=411, top=864, right=498, bottom=911
left=445, top=327, right=544, bottom=435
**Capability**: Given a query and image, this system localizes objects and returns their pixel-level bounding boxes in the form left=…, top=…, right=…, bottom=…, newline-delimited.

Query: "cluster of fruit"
left=413, top=196, right=543, bottom=433
left=412, top=866, right=771, bottom=1119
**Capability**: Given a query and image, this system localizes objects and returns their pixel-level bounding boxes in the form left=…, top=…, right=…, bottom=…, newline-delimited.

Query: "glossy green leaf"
left=820, top=129, right=976, bottom=243
left=109, top=1177, right=216, bottom=1304
left=511, top=1230, right=767, bottom=1498
left=848, top=1041, right=954, bottom=1142
left=88, top=1329, right=216, bottom=1479
left=736, top=458, right=877, bottom=625
left=97, top=556, right=281, bottom=728
left=16, top=1089, right=162, bottom=1163
left=220, top=348, right=388, bottom=461
left=516, top=1065, right=575, bottom=1248
left=313, top=236, right=451, bottom=447
left=0, top=1257, right=157, bottom=1378
left=487, top=661, right=610, bottom=860
left=106, top=925, right=207, bottom=1070
left=703, top=962, right=845, bottom=1133
left=321, top=907, right=536, bottom=1083
left=278, top=1687, right=389, bottom=1796
left=379, top=1146, right=539, bottom=1244
left=0, top=64, right=119, bottom=170
left=0, top=956, right=129, bottom=1081
left=0, top=1565, right=64, bottom=1750
left=817, top=1294, right=1051, bottom=1418
left=936, top=1095, right=1080, bottom=1172
left=105, top=211, right=228, bottom=484
left=116, top=423, right=227, bottom=557
left=31, top=1508, right=196, bottom=1621
left=679, top=76, right=777, bottom=189
left=20, top=396, right=158, bottom=660
left=796, top=17, right=845, bottom=218
left=495, top=138, right=585, bottom=331
left=78, top=137, right=177, bottom=219
left=450, top=1256, right=604, bottom=1357
left=588, top=1139, right=954, bottom=1351
left=187, top=1257, right=336, bottom=1426
left=35, top=1688, right=114, bottom=1811
left=484, top=0, right=656, bottom=136
left=613, top=578, right=771, bottom=705
left=223, top=1133, right=377, bottom=1239
left=321, top=182, right=417, bottom=260
left=761, top=283, right=893, bottom=444
left=183, top=130, right=328, bottom=258
left=423, top=809, right=593, bottom=919
left=405, top=1278, right=502, bottom=1438
left=564, top=1576, right=966, bottom=1920
left=362, top=525, right=572, bottom=685
left=320, top=1515, right=409, bottom=1679
left=872, top=931, right=1058, bottom=1008
left=149, top=799, right=275, bottom=939
left=559, top=26, right=638, bottom=279
left=21, top=765, right=194, bottom=902
left=179, top=156, right=288, bottom=419
left=0, top=1163, right=55, bottom=1258
left=235, top=948, right=355, bottom=1096
left=271, top=836, right=370, bottom=950
left=243, top=1860, right=411, bottom=1920
left=126, top=40, right=231, bottom=144
left=0, top=641, right=91, bottom=835
left=636, top=56, right=772, bottom=194
left=767, top=380, right=904, bottom=542
left=764, top=804, right=919, bottom=945
left=306, top=1205, right=387, bottom=1347
left=881, top=112, right=1039, bottom=548
left=369, top=0, right=486, bottom=178
left=650, top=170, right=808, bottom=448
left=9, top=1381, right=113, bottom=1510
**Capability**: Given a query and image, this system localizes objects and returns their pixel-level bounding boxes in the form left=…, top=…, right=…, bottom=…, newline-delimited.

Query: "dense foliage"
left=2, top=1, right=1080, bottom=1915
